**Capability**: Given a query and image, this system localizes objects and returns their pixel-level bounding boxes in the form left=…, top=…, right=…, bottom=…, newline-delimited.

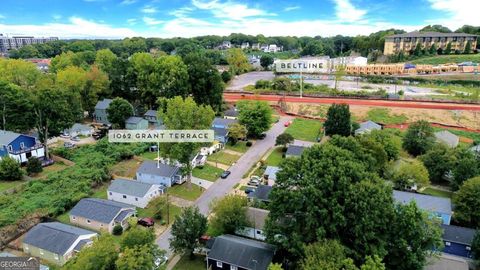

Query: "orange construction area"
left=345, top=63, right=477, bottom=76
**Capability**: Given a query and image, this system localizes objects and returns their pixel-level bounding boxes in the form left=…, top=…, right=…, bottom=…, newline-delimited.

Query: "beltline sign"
left=108, top=130, right=214, bottom=143
left=274, top=59, right=330, bottom=73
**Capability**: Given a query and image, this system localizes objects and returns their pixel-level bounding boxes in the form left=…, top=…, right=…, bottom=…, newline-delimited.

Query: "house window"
left=445, top=242, right=451, bottom=246
left=20, top=142, right=25, bottom=149
left=256, top=230, right=262, bottom=235
left=135, top=198, right=138, bottom=201
left=72, top=216, right=76, bottom=220
left=123, top=195, right=127, bottom=199
left=216, top=261, right=223, bottom=267
left=230, top=266, right=237, bottom=270
left=109, top=192, right=112, bottom=195
left=466, top=246, right=471, bottom=251
left=7, top=145, right=13, bottom=152
left=100, top=224, right=103, bottom=227
left=87, top=219, right=91, bottom=224
left=54, top=254, right=59, bottom=260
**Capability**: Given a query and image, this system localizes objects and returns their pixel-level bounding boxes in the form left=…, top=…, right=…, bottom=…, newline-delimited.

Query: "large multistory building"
left=0, top=34, right=59, bottom=53
left=384, top=31, right=477, bottom=55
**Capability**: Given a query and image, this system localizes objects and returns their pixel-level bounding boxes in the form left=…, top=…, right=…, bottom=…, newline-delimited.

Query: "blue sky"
left=0, top=0, right=477, bottom=38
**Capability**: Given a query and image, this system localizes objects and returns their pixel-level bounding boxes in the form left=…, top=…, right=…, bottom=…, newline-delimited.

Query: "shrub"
left=113, top=224, right=123, bottom=235
left=221, top=71, right=232, bottom=83
left=0, top=157, right=24, bottom=181
left=26, top=157, right=43, bottom=175
left=246, top=141, right=252, bottom=147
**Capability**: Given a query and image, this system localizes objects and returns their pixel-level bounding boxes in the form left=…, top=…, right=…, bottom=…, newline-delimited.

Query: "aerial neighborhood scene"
left=1, top=0, right=480, bottom=269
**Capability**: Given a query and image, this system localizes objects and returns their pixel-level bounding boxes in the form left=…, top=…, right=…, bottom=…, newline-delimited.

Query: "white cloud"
left=120, top=0, right=137, bottom=5
left=0, top=17, right=138, bottom=39
left=284, top=6, right=300, bottom=12
left=332, top=0, right=367, bottom=22
left=127, top=18, right=137, bottom=25
left=427, top=0, right=480, bottom=30
left=192, top=0, right=276, bottom=20
left=140, top=5, right=158, bottom=14
left=169, top=7, right=194, bottom=18
left=143, top=16, right=164, bottom=25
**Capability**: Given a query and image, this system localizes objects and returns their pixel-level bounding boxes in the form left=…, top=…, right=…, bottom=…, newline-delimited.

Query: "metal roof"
left=108, top=179, right=154, bottom=198
left=125, top=116, right=146, bottom=125
left=94, top=99, right=113, bottom=110
left=114, top=209, right=136, bottom=222
left=0, top=130, right=22, bottom=145
left=286, top=145, right=306, bottom=157
left=70, top=198, right=134, bottom=224
left=435, top=131, right=459, bottom=148
left=393, top=190, right=452, bottom=214
left=137, top=161, right=180, bottom=177
left=388, top=31, right=478, bottom=38
left=441, top=224, right=476, bottom=245
left=224, top=109, right=239, bottom=117
left=23, top=222, right=96, bottom=255
left=208, top=235, right=275, bottom=270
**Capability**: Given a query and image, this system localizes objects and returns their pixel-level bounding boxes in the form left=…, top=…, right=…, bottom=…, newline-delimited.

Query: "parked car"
left=137, top=217, right=155, bottom=227
left=244, top=187, right=256, bottom=194
left=71, top=136, right=80, bottom=142
left=60, top=133, right=70, bottom=139
left=154, top=255, right=169, bottom=267
left=64, top=142, right=76, bottom=148
left=284, top=121, right=292, bottom=127
left=248, top=179, right=260, bottom=186
left=250, top=175, right=261, bottom=182
left=220, top=171, right=231, bottom=179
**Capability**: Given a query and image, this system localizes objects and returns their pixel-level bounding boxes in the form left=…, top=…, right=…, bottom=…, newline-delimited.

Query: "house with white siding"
left=107, top=179, right=165, bottom=208
left=136, top=160, right=185, bottom=187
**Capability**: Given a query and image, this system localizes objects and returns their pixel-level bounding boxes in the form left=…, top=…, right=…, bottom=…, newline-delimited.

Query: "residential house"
left=136, top=160, right=185, bottom=187
left=69, top=198, right=136, bottom=233
left=285, top=145, right=306, bottom=158
left=201, top=141, right=224, bottom=155
left=0, top=130, right=45, bottom=163
left=64, top=123, right=94, bottom=137
left=107, top=179, right=165, bottom=208
left=264, top=44, right=282, bottom=53
left=192, top=153, right=207, bottom=168
left=435, top=131, right=459, bottom=148
left=219, top=41, right=232, bottom=50
left=393, top=190, right=452, bottom=225
left=212, top=117, right=238, bottom=144
left=263, top=166, right=280, bottom=186
left=207, top=235, right=276, bottom=270
left=125, top=116, right=149, bottom=130
left=143, top=110, right=164, bottom=129
left=248, top=185, right=272, bottom=204
left=441, top=224, right=476, bottom=258
left=251, top=43, right=261, bottom=50
left=224, top=108, right=239, bottom=120
left=236, top=207, right=269, bottom=241
left=94, top=99, right=113, bottom=125
left=23, top=222, right=97, bottom=266
left=355, top=120, right=382, bottom=135
left=241, top=42, right=250, bottom=49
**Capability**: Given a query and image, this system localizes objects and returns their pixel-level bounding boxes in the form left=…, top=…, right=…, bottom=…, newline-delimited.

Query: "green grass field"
left=173, top=255, right=206, bottom=270
left=285, top=118, right=322, bottom=142
left=136, top=202, right=182, bottom=224
left=265, top=147, right=284, bottom=166
left=167, top=184, right=204, bottom=201
left=411, top=54, right=480, bottom=65
left=192, top=164, right=224, bottom=182
left=366, top=108, right=408, bottom=125
left=0, top=180, right=24, bottom=193
left=208, top=151, right=240, bottom=166
left=139, top=151, right=158, bottom=160
left=421, top=187, right=453, bottom=199
left=31, top=162, right=69, bottom=180
left=225, top=141, right=249, bottom=153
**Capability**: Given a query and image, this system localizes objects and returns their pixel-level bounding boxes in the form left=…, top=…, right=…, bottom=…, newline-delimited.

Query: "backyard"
left=225, top=141, right=250, bottom=153
left=265, top=147, right=284, bottom=166
left=285, top=118, right=322, bottom=142
left=167, top=183, right=204, bottom=201
left=207, top=151, right=240, bottom=166
left=173, top=255, right=206, bottom=270
left=136, top=201, right=182, bottom=224
left=192, top=164, right=224, bottom=182
left=110, top=158, right=142, bottom=178
left=366, top=108, right=408, bottom=125
left=420, top=187, right=453, bottom=199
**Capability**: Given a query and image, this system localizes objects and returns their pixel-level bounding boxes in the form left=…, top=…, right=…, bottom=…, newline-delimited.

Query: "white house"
left=235, top=207, right=269, bottom=241
left=136, top=161, right=185, bottom=187
left=200, top=141, right=224, bottom=156
left=65, top=123, right=94, bottom=137
left=192, top=153, right=207, bottom=168
left=107, top=179, right=165, bottom=208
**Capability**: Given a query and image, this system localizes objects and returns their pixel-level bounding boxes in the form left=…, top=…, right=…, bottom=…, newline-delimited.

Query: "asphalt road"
left=155, top=116, right=292, bottom=257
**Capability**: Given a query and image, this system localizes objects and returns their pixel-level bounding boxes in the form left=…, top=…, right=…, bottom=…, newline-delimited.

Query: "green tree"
left=106, top=97, right=133, bottom=129
left=115, top=245, right=154, bottom=270
left=65, top=234, right=118, bottom=270
left=451, top=147, right=480, bottom=190
left=268, top=263, right=284, bottom=270
left=221, top=70, right=232, bottom=83
left=0, top=58, right=41, bottom=89
left=464, top=40, right=472, bottom=54
left=324, top=104, right=351, bottom=137
left=260, top=55, right=274, bottom=70
left=444, top=42, right=452, bottom=54
left=227, top=123, right=248, bottom=145
left=95, top=48, right=118, bottom=74
left=121, top=226, right=156, bottom=250
left=402, top=120, right=435, bottom=156
left=26, top=157, right=43, bottom=175
left=367, top=130, right=400, bottom=161
left=169, top=206, right=207, bottom=258
left=209, top=195, right=249, bottom=236
left=472, top=231, right=480, bottom=265
left=237, top=100, right=273, bottom=137
left=420, top=144, right=456, bottom=183
left=452, top=176, right=480, bottom=227
left=275, top=133, right=294, bottom=148
left=361, top=256, right=386, bottom=270
left=226, top=48, right=251, bottom=75
left=300, top=240, right=354, bottom=270
left=0, top=157, right=24, bottom=181
left=413, top=43, right=423, bottom=56
left=272, top=77, right=293, bottom=92
left=391, top=161, right=430, bottom=190
left=301, top=40, right=324, bottom=56
left=149, top=55, right=190, bottom=105
left=0, top=80, right=35, bottom=132
left=84, top=65, right=111, bottom=115
left=429, top=44, right=438, bottom=55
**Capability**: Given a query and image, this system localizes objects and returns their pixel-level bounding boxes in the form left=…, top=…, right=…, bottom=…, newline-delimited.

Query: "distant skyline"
left=0, top=0, right=478, bottom=39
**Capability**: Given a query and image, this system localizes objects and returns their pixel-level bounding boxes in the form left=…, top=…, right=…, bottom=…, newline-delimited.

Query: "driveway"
left=227, top=71, right=275, bottom=91
left=155, top=115, right=292, bottom=257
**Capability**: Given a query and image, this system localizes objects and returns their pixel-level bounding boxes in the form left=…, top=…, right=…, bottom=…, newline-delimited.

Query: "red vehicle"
left=137, top=217, right=155, bottom=227
left=284, top=121, right=292, bottom=127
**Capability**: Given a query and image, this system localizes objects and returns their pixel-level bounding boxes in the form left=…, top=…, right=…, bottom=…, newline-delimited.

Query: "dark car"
left=220, top=170, right=231, bottom=179
left=137, top=217, right=155, bottom=227
left=244, top=187, right=256, bottom=194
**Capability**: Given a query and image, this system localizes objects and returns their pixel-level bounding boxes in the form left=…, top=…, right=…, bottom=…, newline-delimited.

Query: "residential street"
left=155, top=115, right=292, bottom=258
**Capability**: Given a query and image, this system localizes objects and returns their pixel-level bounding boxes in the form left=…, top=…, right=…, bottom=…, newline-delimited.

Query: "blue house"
left=393, top=190, right=452, bottom=225
left=211, top=118, right=238, bottom=144
left=136, top=161, right=185, bottom=187
left=441, top=224, right=476, bottom=258
left=94, top=99, right=113, bottom=125
left=0, top=130, right=45, bottom=163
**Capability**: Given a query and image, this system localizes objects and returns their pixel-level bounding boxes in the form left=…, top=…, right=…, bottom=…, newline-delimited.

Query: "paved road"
left=156, top=116, right=292, bottom=257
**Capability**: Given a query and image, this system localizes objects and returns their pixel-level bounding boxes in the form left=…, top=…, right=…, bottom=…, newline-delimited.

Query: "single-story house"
left=248, top=185, right=273, bottom=204
left=212, top=117, right=238, bottom=129
left=136, top=160, right=185, bottom=187
left=94, top=99, right=113, bottom=125
left=263, top=166, right=280, bottom=186
left=192, top=153, right=207, bottom=168
left=143, top=110, right=161, bottom=124
left=0, top=252, right=49, bottom=270
left=355, top=120, right=382, bottom=135
left=69, top=198, right=136, bottom=233
left=201, top=140, right=224, bottom=155
left=435, top=131, right=459, bottom=148
left=236, top=207, right=269, bottom=241
left=125, top=116, right=149, bottom=130
left=441, top=224, right=476, bottom=258
left=285, top=145, right=306, bottom=158
left=393, top=190, right=452, bottom=225
left=0, top=130, right=45, bottom=163
left=23, top=222, right=97, bottom=266
left=64, top=123, right=94, bottom=137
left=207, top=234, right=276, bottom=270
left=224, top=108, right=239, bottom=120
left=107, top=179, right=165, bottom=208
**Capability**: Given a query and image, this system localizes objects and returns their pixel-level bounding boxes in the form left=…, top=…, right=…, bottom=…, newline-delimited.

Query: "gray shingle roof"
left=441, top=224, right=476, bottom=245
left=0, top=130, right=22, bottom=145
left=108, top=179, right=154, bottom=198
left=208, top=235, right=275, bottom=270
left=224, top=109, right=239, bottom=117
left=356, top=120, right=382, bottom=133
left=393, top=190, right=452, bottom=214
left=137, top=161, right=180, bottom=177
left=264, top=166, right=280, bottom=180
left=69, top=123, right=92, bottom=133
left=435, top=131, right=459, bottom=148
left=114, top=209, right=135, bottom=222
left=388, top=31, right=478, bottom=38
left=248, top=185, right=272, bottom=202
left=23, top=222, right=96, bottom=255
left=213, top=127, right=229, bottom=138
left=286, top=145, right=306, bottom=157
left=144, top=110, right=158, bottom=117
left=246, top=207, right=269, bottom=230
left=70, top=198, right=134, bottom=224
left=73, top=239, right=92, bottom=252
left=94, top=99, right=113, bottom=110
left=125, top=116, right=146, bottom=125
left=212, top=117, right=237, bottom=127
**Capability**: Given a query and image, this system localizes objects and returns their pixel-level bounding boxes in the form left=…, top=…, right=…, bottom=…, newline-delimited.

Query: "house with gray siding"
left=136, top=160, right=185, bottom=187
left=22, top=222, right=97, bottom=266
left=69, top=198, right=136, bottom=233
left=107, top=179, right=165, bottom=208
left=94, top=99, right=113, bottom=125
left=125, top=116, right=149, bottom=130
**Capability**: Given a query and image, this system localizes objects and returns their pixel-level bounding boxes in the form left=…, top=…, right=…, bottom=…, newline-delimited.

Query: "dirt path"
left=168, top=195, right=193, bottom=208
left=205, top=161, right=230, bottom=170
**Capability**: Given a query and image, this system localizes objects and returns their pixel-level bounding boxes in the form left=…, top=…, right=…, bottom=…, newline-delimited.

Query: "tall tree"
left=451, top=148, right=480, bottom=190
left=65, top=234, right=118, bottom=270
left=464, top=40, right=472, bottom=54
left=444, top=42, right=452, bottom=54
left=0, top=58, right=41, bottom=89
left=275, top=133, right=294, bottom=149
left=95, top=48, right=118, bottom=74
left=106, top=97, right=133, bottom=129
left=227, top=123, right=248, bottom=145
left=453, top=176, right=480, bottom=228
left=402, top=120, right=435, bottom=156
left=420, top=144, right=456, bottom=183
left=260, top=55, right=274, bottom=70
left=226, top=48, right=251, bottom=75
left=391, top=161, right=430, bottom=190
left=121, top=226, right=156, bottom=250
left=115, top=245, right=155, bottom=270
left=324, top=104, right=351, bottom=137
left=0, top=81, right=35, bottom=132
left=237, top=100, right=272, bottom=138
left=169, top=206, right=207, bottom=259
left=208, top=195, right=249, bottom=236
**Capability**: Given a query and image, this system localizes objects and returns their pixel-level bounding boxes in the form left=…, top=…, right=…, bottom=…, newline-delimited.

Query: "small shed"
left=125, top=117, right=149, bottom=130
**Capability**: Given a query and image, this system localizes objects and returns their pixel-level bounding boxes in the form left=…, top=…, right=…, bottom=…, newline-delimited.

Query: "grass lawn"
left=139, top=151, right=158, bottom=160
left=137, top=201, right=182, bottom=224
left=91, top=184, right=108, bottom=199
left=265, top=147, right=284, bottom=166
left=208, top=151, right=240, bottom=166
left=0, top=180, right=24, bottom=193
left=410, top=54, right=480, bottom=65
left=225, top=141, right=249, bottom=153
left=110, top=158, right=142, bottom=178
left=56, top=212, right=71, bottom=224
left=421, top=187, right=453, bottom=199
left=285, top=118, right=322, bottom=142
left=173, top=254, right=206, bottom=270
left=168, top=184, right=204, bottom=201
left=366, top=108, right=408, bottom=125
left=192, top=164, right=224, bottom=182
left=31, top=162, right=69, bottom=180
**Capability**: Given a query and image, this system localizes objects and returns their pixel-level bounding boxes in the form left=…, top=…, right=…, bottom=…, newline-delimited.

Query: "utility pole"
left=167, top=192, right=170, bottom=225
left=300, top=70, right=303, bottom=98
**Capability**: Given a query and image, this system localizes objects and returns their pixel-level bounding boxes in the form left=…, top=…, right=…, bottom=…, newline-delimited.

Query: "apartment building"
left=384, top=31, right=477, bottom=55
left=0, top=34, right=59, bottom=53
